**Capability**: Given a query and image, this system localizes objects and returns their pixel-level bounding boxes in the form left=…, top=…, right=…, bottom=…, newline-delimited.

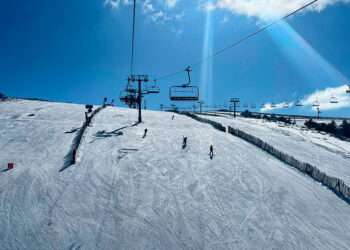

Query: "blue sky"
left=1, top=0, right=350, bottom=117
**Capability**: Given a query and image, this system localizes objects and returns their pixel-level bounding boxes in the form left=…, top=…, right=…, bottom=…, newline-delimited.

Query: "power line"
left=156, top=0, right=319, bottom=81
left=130, top=0, right=137, bottom=75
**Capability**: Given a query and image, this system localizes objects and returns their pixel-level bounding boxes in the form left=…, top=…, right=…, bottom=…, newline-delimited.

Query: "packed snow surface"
left=200, top=113, right=350, bottom=187
left=1, top=100, right=350, bottom=249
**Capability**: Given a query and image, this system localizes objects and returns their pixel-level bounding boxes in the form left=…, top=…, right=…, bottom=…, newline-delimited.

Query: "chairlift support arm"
left=185, top=66, right=192, bottom=86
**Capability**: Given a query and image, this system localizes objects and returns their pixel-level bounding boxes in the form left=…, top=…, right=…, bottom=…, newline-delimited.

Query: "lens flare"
left=200, top=3, right=214, bottom=106
left=267, top=20, right=348, bottom=86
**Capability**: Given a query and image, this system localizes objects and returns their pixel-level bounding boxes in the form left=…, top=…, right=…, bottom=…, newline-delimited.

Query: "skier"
left=143, top=128, right=148, bottom=138
left=182, top=136, right=188, bottom=149
left=209, top=145, right=214, bottom=159
left=85, top=112, right=91, bottom=124
left=172, top=115, right=175, bottom=120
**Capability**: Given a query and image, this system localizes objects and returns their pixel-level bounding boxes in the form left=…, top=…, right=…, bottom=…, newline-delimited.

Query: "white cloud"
left=260, top=85, right=350, bottom=112
left=165, top=0, right=179, bottom=8
left=142, top=1, right=180, bottom=23
left=212, top=0, right=350, bottom=20
left=105, top=0, right=183, bottom=26
left=104, top=0, right=131, bottom=9
left=143, top=0, right=155, bottom=13
left=201, top=1, right=217, bottom=12
left=301, top=85, right=350, bottom=111
left=104, top=0, right=120, bottom=9
left=221, top=15, right=229, bottom=23
left=260, top=101, right=294, bottom=112
left=175, top=11, right=185, bottom=20
left=149, top=11, right=170, bottom=23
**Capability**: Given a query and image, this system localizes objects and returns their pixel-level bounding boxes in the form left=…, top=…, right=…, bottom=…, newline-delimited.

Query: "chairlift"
left=146, top=80, right=160, bottom=94
left=330, top=95, right=338, bottom=104
left=295, top=100, right=303, bottom=107
left=271, top=102, right=276, bottom=108
left=243, top=103, right=248, bottom=108
left=312, top=100, right=320, bottom=107
left=346, top=84, right=350, bottom=94
left=251, top=103, right=256, bottom=109
left=121, top=82, right=135, bottom=95
left=169, top=66, right=199, bottom=101
left=119, top=90, right=137, bottom=108
left=283, top=103, right=289, bottom=108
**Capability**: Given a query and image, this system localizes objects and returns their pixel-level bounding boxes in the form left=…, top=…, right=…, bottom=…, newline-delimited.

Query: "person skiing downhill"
left=182, top=136, right=188, bottom=149
left=143, top=128, right=148, bottom=138
left=210, top=145, right=214, bottom=159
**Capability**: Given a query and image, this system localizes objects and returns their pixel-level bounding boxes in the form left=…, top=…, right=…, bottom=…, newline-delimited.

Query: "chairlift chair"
left=330, top=95, right=338, bottom=104
left=346, top=84, right=350, bottom=94
left=146, top=80, right=160, bottom=94
left=312, top=100, right=320, bottom=107
left=125, top=84, right=137, bottom=95
left=169, top=87, right=199, bottom=101
left=271, top=102, right=276, bottom=108
left=283, top=103, right=289, bottom=108
left=119, top=91, right=137, bottom=107
left=243, top=103, right=248, bottom=108
left=295, top=100, right=303, bottom=107
left=251, top=103, right=256, bottom=109
left=169, top=66, right=199, bottom=102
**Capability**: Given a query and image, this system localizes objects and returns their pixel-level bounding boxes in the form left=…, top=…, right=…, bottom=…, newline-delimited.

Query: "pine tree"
left=326, top=120, right=337, bottom=134
left=341, top=120, right=350, bottom=138
left=0, top=92, right=6, bottom=100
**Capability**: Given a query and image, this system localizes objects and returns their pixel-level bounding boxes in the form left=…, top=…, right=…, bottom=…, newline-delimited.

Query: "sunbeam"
left=200, top=2, right=214, bottom=106
left=267, top=20, right=348, bottom=88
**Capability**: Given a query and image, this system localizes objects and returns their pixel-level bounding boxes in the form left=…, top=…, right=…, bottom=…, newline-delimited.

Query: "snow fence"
left=184, top=112, right=350, bottom=204
left=61, top=105, right=106, bottom=171
left=227, top=126, right=350, bottom=204
left=183, top=112, right=226, bottom=132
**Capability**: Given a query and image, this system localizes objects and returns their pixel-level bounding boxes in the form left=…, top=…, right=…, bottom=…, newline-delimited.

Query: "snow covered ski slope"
left=199, top=113, right=350, bottom=187
left=1, top=100, right=350, bottom=249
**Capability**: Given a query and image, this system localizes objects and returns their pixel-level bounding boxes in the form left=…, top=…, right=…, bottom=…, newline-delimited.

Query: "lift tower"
left=230, top=98, right=240, bottom=118
left=129, top=75, right=149, bottom=123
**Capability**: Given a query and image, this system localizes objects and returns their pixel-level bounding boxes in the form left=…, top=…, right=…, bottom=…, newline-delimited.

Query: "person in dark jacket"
left=143, top=128, right=148, bottom=138
left=182, top=136, right=188, bottom=149
left=209, top=145, right=214, bottom=159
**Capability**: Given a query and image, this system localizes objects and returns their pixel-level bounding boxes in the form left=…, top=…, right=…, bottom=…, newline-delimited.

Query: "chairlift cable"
left=130, top=0, right=137, bottom=75
left=156, top=0, right=319, bottom=81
